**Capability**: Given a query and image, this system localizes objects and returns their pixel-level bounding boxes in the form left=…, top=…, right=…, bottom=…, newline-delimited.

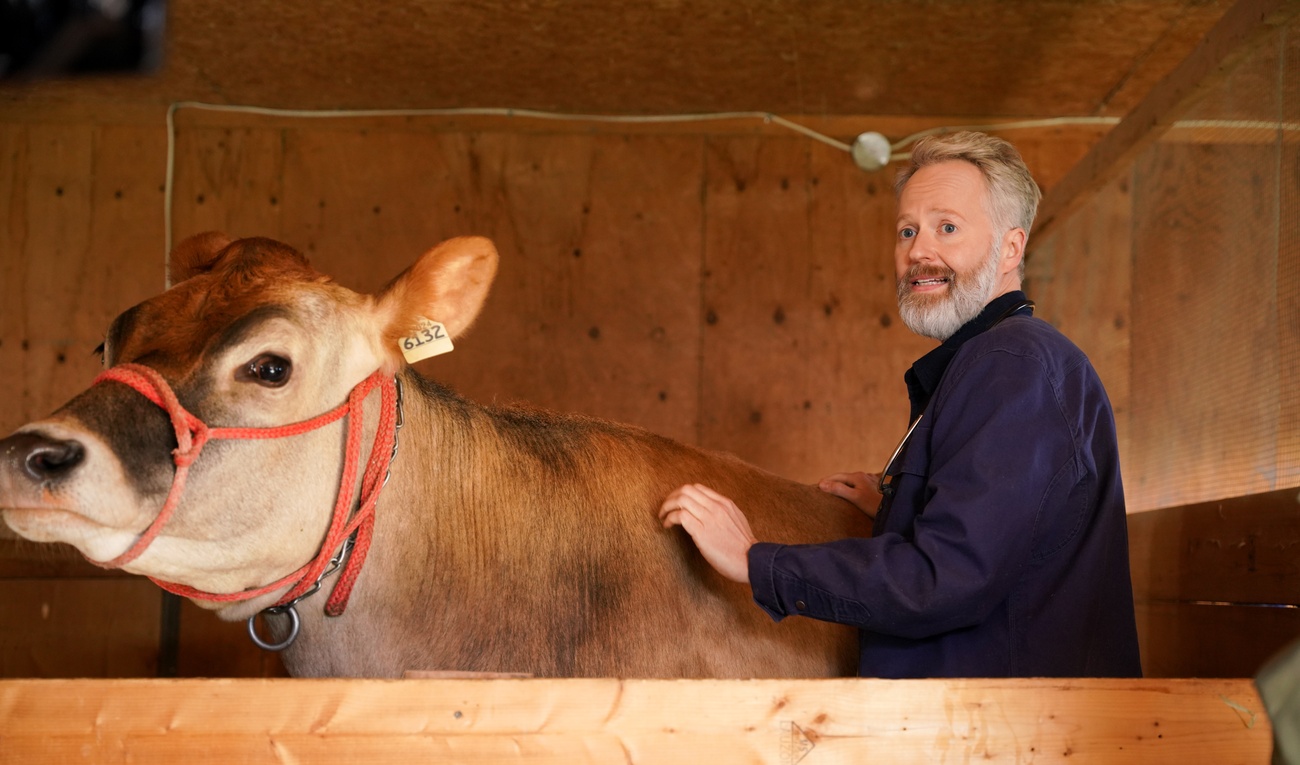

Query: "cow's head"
left=0, top=234, right=497, bottom=616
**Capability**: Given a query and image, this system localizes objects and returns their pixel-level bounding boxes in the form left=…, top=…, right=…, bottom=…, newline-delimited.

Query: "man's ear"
left=375, top=236, right=499, bottom=346
left=999, top=227, right=1027, bottom=276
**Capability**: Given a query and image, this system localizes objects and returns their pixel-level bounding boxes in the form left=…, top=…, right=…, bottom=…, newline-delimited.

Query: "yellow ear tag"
left=399, top=318, right=454, bottom=363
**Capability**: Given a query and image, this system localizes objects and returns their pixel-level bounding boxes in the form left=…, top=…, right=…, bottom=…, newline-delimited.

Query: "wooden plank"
left=0, top=677, right=1272, bottom=764
left=1126, top=141, right=1282, bottom=510
left=1280, top=41, right=1300, bottom=487
left=699, top=135, right=826, bottom=480
left=0, top=580, right=160, bottom=678
left=0, top=123, right=95, bottom=432
left=1136, top=600, right=1300, bottom=679
left=1128, top=489, right=1300, bottom=678
left=801, top=141, right=922, bottom=478
left=174, top=600, right=288, bottom=679
left=168, top=126, right=285, bottom=265
left=1032, top=0, right=1300, bottom=244
left=0, top=122, right=167, bottom=434
left=277, top=128, right=705, bottom=443
left=1128, top=489, right=1300, bottom=607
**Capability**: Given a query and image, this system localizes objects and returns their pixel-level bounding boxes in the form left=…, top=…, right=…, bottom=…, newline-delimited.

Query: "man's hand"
left=658, top=483, right=757, bottom=584
left=818, top=471, right=883, bottom=518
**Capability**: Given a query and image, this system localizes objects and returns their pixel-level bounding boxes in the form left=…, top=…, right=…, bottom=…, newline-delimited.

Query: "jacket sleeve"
left=749, top=346, right=1079, bottom=639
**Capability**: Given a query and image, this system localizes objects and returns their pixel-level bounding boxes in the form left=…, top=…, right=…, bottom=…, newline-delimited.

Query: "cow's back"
left=329, top=377, right=869, bottom=679
left=588, top=427, right=870, bottom=678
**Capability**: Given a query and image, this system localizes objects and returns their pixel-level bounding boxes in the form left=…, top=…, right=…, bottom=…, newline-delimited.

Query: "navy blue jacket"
left=748, top=292, right=1142, bottom=678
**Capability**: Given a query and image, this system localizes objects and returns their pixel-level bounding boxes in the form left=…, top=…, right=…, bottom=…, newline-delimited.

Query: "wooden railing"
left=0, top=677, right=1271, bottom=764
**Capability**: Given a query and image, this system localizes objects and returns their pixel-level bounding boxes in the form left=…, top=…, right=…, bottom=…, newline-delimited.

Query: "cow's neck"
left=277, top=370, right=492, bottom=677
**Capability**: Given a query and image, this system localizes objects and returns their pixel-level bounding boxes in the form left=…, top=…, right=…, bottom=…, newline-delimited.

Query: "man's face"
left=894, top=160, right=1022, bottom=340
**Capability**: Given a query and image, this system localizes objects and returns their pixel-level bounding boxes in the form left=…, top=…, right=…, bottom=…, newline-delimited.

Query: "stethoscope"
left=876, top=300, right=1035, bottom=497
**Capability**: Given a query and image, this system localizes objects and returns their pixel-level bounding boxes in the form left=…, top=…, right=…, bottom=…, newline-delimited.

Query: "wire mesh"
left=1125, top=21, right=1298, bottom=510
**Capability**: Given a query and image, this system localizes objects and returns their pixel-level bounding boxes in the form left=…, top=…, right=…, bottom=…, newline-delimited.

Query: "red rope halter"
left=90, top=363, right=398, bottom=617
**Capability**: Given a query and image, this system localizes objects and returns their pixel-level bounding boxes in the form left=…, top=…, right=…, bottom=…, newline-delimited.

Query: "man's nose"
left=907, top=229, right=939, bottom=261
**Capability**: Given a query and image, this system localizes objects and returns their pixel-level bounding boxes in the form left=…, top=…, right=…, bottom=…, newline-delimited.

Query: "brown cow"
left=0, top=234, right=870, bottom=678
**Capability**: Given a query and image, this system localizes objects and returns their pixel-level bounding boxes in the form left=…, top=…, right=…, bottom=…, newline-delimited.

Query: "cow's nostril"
left=3, top=434, right=86, bottom=481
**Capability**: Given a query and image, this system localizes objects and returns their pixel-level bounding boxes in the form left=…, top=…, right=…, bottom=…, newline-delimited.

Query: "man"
left=660, top=131, right=1141, bottom=678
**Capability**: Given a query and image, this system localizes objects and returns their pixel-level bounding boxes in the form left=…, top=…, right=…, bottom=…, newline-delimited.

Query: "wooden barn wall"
left=1027, top=20, right=1300, bottom=680
left=1124, top=22, right=1299, bottom=511
left=0, top=110, right=1110, bottom=678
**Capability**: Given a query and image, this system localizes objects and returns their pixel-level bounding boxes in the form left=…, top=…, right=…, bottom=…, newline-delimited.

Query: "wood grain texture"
left=273, top=128, right=706, bottom=443
left=0, top=1, right=1231, bottom=121
left=0, top=580, right=160, bottom=677
left=1128, top=141, right=1283, bottom=509
left=1033, top=0, right=1299, bottom=242
left=1280, top=37, right=1300, bottom=489
left=1128, top=489, right=1300, bottom=678
left=0, top=123, right=166, bottom=434
left=168, top=126, right=286, bottom=260
left=0, top=677, right=1273, bottom=764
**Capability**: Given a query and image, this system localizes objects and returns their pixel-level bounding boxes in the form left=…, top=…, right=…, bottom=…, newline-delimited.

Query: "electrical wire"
left=162, top=102, right=853, bottom=263
left=162, top=101, right=1300, bottom=268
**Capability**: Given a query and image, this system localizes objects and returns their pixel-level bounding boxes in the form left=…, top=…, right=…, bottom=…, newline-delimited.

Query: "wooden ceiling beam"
left=1030, top=0, right=1300, bottom=245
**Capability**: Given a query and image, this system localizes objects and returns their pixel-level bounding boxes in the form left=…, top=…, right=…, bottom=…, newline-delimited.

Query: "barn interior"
left=0, top=0, right=1297, bottom=754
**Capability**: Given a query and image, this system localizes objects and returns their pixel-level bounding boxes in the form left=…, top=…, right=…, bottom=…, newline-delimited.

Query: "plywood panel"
left=0, top=0, right=1233, bottom=122
left=1128, top=489, right=1300, bottom=678
left=700, top=136, right=823, bottom=480
left=0, top=123, right=94, bottom=431
left=800, top=146, right=922, bottom=478
left=0, top=123, right=164, bottom=433
left=0, top=579, right=159, bottom=677
left=1128, top=489, right=1300, bottom=607
left=175, top=600, right=287, bottom=678
left=1279, top=58, right=1300, bottom=488
left=0, top=677, right=1271, bottom=764
left=277, top=128, right=704, bottom=443
left=1137, top=601, right=1300, bottom=678
left=1128, top=142, right=1281, bottom=509
left=169, top=126, right=285, bottom=261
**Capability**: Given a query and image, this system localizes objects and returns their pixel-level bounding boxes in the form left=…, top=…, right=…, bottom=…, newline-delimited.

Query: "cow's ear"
left=376, top=236, right=499, bottom=343
left=170, top=232, right=235, bottom=283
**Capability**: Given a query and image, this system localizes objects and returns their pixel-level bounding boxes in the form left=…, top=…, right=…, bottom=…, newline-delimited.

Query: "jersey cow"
left=0, top=234, right=869, bottom=678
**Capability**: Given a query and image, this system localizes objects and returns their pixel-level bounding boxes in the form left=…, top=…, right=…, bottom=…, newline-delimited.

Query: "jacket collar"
left=903, top=290, right=1032, bottom=420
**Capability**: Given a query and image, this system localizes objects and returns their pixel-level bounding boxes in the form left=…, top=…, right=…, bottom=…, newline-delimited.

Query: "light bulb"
left=851, top=131, right=893, bottom=172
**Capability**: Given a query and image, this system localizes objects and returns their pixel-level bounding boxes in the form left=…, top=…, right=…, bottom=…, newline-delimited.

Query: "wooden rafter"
left=1031, top=0, right=1300, bottom=245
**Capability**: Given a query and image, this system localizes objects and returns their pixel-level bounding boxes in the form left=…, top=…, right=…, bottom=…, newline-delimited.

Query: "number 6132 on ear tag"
left=400, top=318, right=454, bottom=363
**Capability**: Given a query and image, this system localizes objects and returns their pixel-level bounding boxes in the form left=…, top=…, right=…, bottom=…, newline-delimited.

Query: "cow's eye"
left=244, top=354, right=292, bottom=387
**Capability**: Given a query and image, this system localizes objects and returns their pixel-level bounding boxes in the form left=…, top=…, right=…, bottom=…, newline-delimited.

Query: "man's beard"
left=896, top=243, right=1001, bottom=341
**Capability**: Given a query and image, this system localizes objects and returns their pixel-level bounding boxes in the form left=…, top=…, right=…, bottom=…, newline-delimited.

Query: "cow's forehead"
left=110, top=239, right=365, bottom=372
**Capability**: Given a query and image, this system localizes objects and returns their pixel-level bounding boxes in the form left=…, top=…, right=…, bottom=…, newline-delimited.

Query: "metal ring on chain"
left=247, top=604, right=301, bottom=651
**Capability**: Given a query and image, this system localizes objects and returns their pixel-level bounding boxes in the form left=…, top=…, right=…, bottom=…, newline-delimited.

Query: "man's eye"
left=941, top=223, right=957, bottom=234
left=244, top=354, right=292, bottom=387
left=899, top=228, right=917, bottom=239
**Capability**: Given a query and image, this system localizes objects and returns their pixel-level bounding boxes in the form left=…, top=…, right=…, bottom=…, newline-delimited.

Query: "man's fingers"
left=691, top=483, right=731, bottom=503
left=820, top=472, right=860, bottom=488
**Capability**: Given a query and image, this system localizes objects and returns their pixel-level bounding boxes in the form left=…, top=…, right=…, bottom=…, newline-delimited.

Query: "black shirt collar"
left=903, top=291, right=1032, bottom=419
